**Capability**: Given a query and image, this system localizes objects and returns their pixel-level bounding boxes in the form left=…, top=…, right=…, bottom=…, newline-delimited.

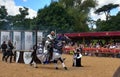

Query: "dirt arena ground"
left=0, top=53, right=120, bottom=77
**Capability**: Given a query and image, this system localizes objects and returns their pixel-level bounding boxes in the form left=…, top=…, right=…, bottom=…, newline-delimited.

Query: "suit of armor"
left=46, top=31, right=56, bottom=61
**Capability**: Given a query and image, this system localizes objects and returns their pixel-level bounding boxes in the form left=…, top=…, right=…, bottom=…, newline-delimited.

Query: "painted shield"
left=23, top=52, right=32, bottom=64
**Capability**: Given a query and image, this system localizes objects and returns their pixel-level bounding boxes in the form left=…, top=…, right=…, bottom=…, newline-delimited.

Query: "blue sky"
left=14, top=0, right=119, bottom=15
left=14, top=0, right=51, bottom=11
left=110, top=8, right=119, bottom=15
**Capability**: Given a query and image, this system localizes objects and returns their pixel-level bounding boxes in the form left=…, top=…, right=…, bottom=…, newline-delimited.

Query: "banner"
left=25, top=31, right=33, bottom=50
left=37, top=32, right=43, bottom=43
left=13, top=31, right=21, bottom=50
left=1, top=31, right=10, bottom=44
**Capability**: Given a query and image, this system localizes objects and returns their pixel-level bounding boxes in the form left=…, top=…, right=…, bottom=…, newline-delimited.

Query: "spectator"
left=1, top=41, right=7, bottom=61
left=5, top=40, right=14, bottom=63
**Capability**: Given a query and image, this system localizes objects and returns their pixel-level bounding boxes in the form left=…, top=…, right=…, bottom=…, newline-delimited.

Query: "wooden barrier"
left=63, top=46, right=120, bottom=58
left=14, top=50, right=41, bottom=64
left=82, top=48, right=120, bottom=58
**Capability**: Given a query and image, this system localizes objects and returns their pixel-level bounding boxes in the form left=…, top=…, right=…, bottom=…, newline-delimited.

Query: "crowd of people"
left=0, top=40, right=14, bottom=63
left=85, top=40, right=120, bottom=49
left=83, top=41, right=120, bottom=53
left=63, top=40, right=120, bottom=58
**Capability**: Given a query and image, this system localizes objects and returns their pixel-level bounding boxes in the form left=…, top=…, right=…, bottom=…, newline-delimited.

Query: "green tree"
left=95, top=12, right=120, bottom=31
left=0, top=6, right=8, bottom=19
left=36, top=2, right=74, bottom=33
left=95, top=3, right=119, bottom=20
left=13, top=7, right=30, bottom=30
left=59, top=0, right=97, bottom=32
left=0, top=6, right=8, bottom=29
left=95, top=3, right=120, bottom=31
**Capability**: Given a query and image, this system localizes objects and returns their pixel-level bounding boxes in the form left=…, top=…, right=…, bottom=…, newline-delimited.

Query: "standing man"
left=46, top=31, right=56, bottom=61
left=5, top=40, right=14, bottom=63
left=1, top=41, right=7, bottom=61
left=30, top=44, right=38, bottom=68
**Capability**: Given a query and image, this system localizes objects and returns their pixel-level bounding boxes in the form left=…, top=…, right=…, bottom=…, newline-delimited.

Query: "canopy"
left=64, top=31, right=120, bottom=39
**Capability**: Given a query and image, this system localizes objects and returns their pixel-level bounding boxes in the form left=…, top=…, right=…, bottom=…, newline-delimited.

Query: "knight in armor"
left=46, top=31, right=56, bottom=62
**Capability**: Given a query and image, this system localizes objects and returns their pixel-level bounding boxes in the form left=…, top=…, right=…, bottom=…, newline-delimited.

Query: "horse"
left=35, top=39, right=68, bottom=70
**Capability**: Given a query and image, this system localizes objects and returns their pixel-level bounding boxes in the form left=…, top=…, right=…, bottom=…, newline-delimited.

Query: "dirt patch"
left=0, top=54, right=119, bottom=77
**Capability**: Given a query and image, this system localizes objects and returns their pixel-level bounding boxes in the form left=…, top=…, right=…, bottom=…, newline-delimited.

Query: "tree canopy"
left=96, top=12, right=120, bottom=31
left=0, top=6, right=8, bottom=29
left=95, top=3, right=120, bottom=31
left=0, top=6, right=31, bottom=30
left=36, top=2, right=75, bottom=33
left=59, top=0, right=97, bottom=32
left=0, top=0, right=97, bottom=33
left=1, top=1, right=120, bottom=33
left=95, top=3, right=119, bottom=20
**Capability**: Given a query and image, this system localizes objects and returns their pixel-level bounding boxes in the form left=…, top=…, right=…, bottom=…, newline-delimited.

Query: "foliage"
left=59, top=0, right=97, bottom=32
left=0, top=6, right=8, bottom=30
left=95, top=12, right=120, bottom=31
left=95, top=3, right=120, bottom=31
left=36, top=2, right=75, bottom=33
left=95, top=3, right=119, bottom=20
left=0, top=6, right=8, bottom=19
left=0, top=0, right=97, bottom=33
left=13, top=7, right=31, bottom=30
left=0, top=6, right=31, bottom=30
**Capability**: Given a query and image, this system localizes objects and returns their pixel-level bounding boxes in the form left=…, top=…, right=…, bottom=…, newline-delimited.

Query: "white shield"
left=23, top=52, right=32, bottom=64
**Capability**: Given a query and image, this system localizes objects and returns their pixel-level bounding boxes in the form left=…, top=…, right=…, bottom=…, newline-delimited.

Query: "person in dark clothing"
left=1, top=41, right=7, bottom=61
left=5, top=40, right=14, bottom=63
left=73, top=49, right=83, bottom=67
left=30, top=44, right=38, bottom=68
